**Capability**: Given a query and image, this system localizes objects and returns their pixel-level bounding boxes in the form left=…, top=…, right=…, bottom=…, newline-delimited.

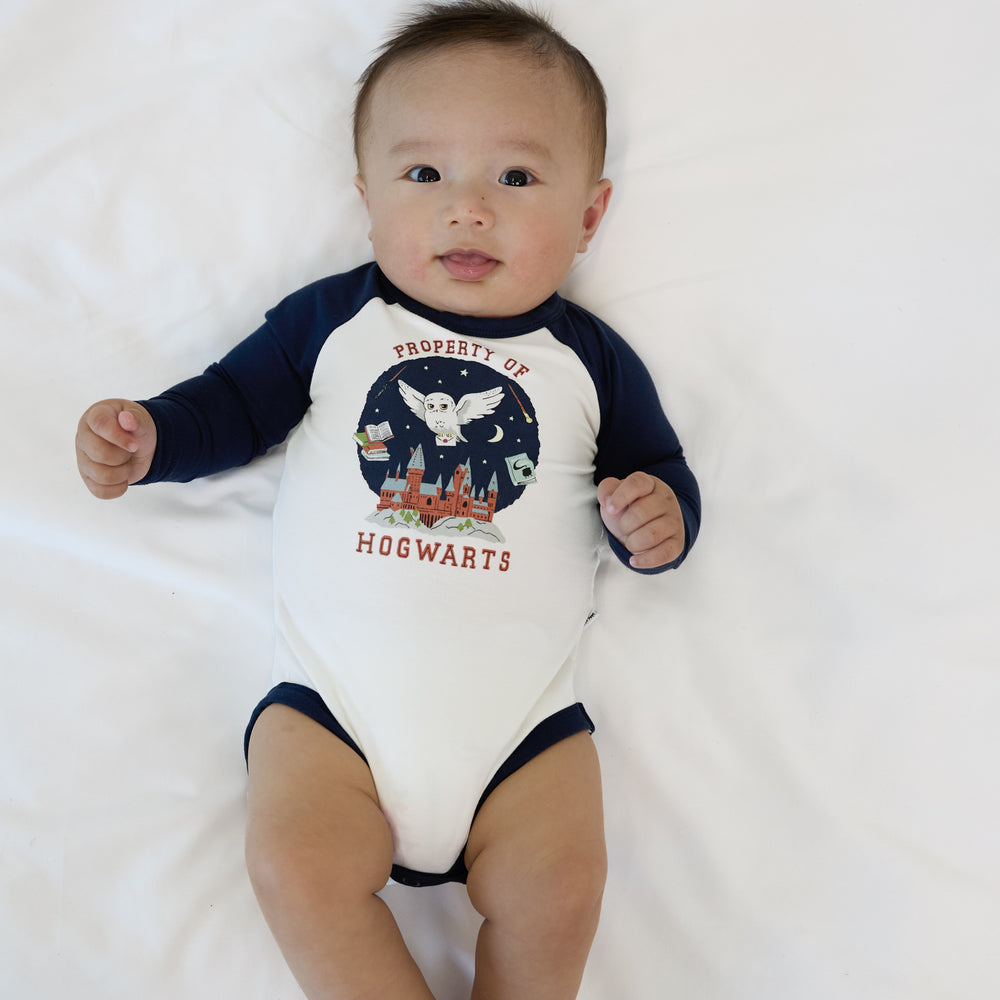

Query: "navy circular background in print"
left=355, top=356, right=540, bottom=516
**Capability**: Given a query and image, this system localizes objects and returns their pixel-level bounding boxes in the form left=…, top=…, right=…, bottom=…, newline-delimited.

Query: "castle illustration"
left=377, top=444, right=499, bottom=528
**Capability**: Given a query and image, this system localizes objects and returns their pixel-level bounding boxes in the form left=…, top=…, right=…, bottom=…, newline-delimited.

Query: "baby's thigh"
left=245, top=704, right=394, bottom=897
left=463, top=733, right=607, bottom=921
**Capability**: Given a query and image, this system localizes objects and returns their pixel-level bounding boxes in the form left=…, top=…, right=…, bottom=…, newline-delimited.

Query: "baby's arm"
left=597, top=471, right=685, bottom=571
left=76, top=399, right=157, bottom=499
left=581, top=314, right=700, bottom=574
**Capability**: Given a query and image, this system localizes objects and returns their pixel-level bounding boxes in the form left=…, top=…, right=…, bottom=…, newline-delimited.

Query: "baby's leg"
left=245, top=704, right=434, bottom=1000
left=464, top=732, right=607, bottom=1000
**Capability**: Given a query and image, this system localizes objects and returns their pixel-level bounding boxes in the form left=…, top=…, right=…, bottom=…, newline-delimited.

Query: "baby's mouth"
left=439, top=251, right=499, bottom=281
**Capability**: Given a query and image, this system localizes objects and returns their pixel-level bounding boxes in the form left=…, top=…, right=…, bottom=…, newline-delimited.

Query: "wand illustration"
left=507, top=383, right=533, bottom=424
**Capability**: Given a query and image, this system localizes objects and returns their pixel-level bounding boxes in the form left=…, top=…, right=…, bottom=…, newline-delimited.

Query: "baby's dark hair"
left=353, top=0, right=608, bottom=179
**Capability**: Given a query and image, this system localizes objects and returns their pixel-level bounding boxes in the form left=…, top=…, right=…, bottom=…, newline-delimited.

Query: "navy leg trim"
left=244, top=682, right=367, bottom=766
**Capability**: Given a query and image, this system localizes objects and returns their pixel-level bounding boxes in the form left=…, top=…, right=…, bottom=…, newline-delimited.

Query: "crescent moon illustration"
left=487, top=424, right=504, bottom=443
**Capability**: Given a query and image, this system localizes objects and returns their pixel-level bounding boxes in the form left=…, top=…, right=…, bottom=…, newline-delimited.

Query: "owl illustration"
left=398, top=379, right=504, bottom=445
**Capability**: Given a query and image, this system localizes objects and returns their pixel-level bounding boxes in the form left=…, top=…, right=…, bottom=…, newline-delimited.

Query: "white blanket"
left=3, top=1, right=997, bottom=997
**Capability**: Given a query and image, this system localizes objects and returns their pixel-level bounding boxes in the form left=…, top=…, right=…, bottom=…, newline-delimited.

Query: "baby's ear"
left=578, top=178, right=613, bottom=252
left=354, top=174, right=369, bottom=211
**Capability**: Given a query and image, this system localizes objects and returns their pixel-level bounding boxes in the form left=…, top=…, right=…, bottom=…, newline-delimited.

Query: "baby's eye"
left=499, top=168, right=534, bottom=187
left=407, top=166, right=441, bottom=183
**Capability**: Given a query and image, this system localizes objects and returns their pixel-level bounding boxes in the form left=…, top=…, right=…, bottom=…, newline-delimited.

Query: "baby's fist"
left=597, top=472, right=685, bottom=570
left=76, top=400, right=156, bottom=499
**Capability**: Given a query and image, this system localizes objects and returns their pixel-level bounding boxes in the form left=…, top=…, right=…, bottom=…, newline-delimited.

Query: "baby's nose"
left=445, top=185, right=495, bottom=228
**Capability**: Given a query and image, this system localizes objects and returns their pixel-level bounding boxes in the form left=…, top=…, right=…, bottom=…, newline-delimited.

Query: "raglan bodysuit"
left=139, top=262, right=700, bottom=883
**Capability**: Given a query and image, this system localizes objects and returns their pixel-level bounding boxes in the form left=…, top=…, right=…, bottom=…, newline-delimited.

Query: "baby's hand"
left=76, top=400, right=156, bottom=499
left=597, top=472, right=685, bottom=570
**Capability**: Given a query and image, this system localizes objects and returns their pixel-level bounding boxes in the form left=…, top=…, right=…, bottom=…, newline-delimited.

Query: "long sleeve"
left=558, top=303, right=701, bottom=574
left=137, top=322, right=312, bottom=483
left=136, top=263, right=381, bottom=484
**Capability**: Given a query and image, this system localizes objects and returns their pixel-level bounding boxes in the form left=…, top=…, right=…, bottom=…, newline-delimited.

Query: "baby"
left=75, top=2, right=700, bottom=997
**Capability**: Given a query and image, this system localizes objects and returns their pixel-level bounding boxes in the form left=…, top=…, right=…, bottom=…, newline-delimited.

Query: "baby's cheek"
left=373, top=235, right=425, bottom=288
left=512, top=237, right=576, bottom=283
left=406, top=259, right=428, bottom=283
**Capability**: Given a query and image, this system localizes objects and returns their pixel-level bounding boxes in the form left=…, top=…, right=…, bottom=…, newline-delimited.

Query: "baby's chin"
left=391, top=266, right=553, bottom=319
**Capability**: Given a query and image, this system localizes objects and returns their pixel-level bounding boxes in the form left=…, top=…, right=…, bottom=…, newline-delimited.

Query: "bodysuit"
left=138, top=262, right=700, bottom=884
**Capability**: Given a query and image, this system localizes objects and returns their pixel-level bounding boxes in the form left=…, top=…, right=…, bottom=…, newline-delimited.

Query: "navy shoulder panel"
left=259, top=262, right=383, bottom=384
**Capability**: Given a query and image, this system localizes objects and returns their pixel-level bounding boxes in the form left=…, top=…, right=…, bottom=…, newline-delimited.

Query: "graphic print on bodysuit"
left=355, top=357, right=540, bottom=543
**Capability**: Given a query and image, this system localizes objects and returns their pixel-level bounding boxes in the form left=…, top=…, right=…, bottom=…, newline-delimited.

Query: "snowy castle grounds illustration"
left=368, top=443, right=506, bottom=543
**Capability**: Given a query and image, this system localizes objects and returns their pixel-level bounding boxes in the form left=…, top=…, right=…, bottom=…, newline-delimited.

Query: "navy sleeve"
left=559, top=304, right=701, bottom=574
left=136, top=323, right=313, bottom=483
left=137, top=264, right=380, bottom=484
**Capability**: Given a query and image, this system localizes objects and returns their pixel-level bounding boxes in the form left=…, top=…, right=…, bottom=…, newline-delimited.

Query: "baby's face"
left=355, top=44, right=611, bottom=318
